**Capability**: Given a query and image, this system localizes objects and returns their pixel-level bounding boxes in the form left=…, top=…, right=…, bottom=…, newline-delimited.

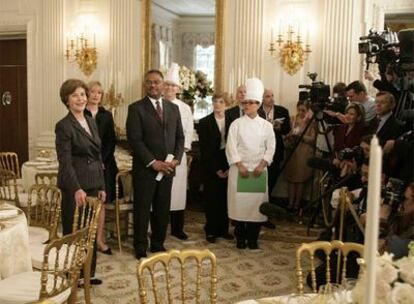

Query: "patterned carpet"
left=78, top=211, right=321, bottom=304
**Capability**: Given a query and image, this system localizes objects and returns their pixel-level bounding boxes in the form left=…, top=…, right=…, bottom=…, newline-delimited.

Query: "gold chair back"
left=296, top=240, right=364, bottom=294
left=0, top=168, right=21, bottom=207
left=72, top=196, right=102, bottom=304
left=35, top=172, right=58, bottom=186
left=137, top=249, right=217, bottom=304
left=0, top=152, right=21, bottom=178
left=27, top=184, right=62, bottom=241
left=106, top=170, right=134, bottom=252
left=38, top=227, right=89, bottom=301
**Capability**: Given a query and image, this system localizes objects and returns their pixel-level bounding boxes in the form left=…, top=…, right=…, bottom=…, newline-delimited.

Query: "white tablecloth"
left=236, top=294, right=316, bottom=304
left=21, top=158, right=58, bottom=191
left=0, top=202, right=32, bottom=280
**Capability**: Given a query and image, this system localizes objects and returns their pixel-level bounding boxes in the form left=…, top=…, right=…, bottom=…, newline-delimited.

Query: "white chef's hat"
left=245, top=77, right=264, bottom=104
left=165, top=62, right=180, bottom=86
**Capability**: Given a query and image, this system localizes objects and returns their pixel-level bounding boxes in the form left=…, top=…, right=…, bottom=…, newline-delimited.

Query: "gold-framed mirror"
left=141, top=0, right=224, bottom=92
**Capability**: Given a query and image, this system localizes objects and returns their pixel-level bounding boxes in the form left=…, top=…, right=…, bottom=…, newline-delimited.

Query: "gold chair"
left=0, top=168, right=28, bottom=210
left=72, top=196, right=102, bottom=304
left=27, top=184, right=61, bottom=240
left=137, top=249, right=217, bottom=304
left=105, top=170, right=133, bottom=252
left=296, top=240, right=364, bottom=294
left=35, top=172, right=58, bottom=186
left=0, top=151, right=21, bottom=178
left=28, top=185, right=63, bottom=269
left=0, top=227, right=89, bottom=304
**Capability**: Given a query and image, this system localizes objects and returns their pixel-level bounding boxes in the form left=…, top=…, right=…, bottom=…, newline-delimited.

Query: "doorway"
left=0, top=38, right=28, bottom=164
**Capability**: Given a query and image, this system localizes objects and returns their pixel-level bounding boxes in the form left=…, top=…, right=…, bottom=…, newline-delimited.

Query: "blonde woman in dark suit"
left=55, top=78, right=106, bottom=285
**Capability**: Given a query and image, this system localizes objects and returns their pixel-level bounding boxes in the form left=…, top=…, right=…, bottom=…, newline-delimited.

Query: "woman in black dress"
left=85, top=81, right=118, bottom=255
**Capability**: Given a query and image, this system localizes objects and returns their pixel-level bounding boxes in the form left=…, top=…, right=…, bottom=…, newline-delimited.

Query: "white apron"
left=226, top=115, right=276, bottom=222
left=170, top=152, right=187, bottom=211
left=170, top=98, right=193, bottom=211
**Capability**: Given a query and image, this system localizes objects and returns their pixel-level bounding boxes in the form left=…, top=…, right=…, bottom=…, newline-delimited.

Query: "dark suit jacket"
left=198, top=113, right=229, bottom=177
left=126, top=97, right=184, bottom=175
left=258, top=105, right=291, bottom=161
left=376, top=115, right=404, bottom=147
left=224, top=105, right=242, bottom=139
left=55, top=112, right=105, bottom=194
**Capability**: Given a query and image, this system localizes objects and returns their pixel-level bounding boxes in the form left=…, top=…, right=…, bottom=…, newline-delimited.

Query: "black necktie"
left=156, top=100, right=163, bottom=122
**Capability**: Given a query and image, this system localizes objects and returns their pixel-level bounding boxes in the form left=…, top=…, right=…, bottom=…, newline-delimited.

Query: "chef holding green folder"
left=226, top=77, right=276, bottom=250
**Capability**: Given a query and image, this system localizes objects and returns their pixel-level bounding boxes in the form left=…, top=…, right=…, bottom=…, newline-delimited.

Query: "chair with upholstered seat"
left=0, top=168, right=28, bottom=210
left=105, top=170, right=133, bottom=252
left=296, top=240, right=364, bottom=294
left=27, top=184, right=62, bottom=268
left=0, top=227, right=89, bottom=304
left=137, top=248, right=217, bottom=304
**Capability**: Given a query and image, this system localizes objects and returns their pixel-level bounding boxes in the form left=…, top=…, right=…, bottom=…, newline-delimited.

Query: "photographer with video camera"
left=345, top=81, right=377, bottom=126
left=385, top=182, right=414, bottom=258
left=364, top=64, right=401, bottom=102
left=331, top=103, right=368, bottom=177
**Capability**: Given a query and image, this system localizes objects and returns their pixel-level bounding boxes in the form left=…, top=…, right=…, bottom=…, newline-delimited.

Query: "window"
left=194, top=44, right=215, bottom=83
left=159, top=40, right=170, bottom=68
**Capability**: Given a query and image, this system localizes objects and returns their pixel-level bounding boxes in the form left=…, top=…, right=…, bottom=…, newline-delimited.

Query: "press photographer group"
left=256, top=27, right=413, bottom=290
left=263, top=26, right=414, bottom=258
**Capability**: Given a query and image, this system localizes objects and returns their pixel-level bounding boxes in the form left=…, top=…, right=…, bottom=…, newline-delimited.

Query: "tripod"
left=277, top=108, right=334, bottom=222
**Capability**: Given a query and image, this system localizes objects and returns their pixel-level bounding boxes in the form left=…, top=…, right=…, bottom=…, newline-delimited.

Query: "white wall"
left=0, top=0, right=141, bottom=157
left=2, top=0, right=413, bottom=157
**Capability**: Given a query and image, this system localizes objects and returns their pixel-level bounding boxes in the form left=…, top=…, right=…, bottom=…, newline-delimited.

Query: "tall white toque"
left=165, top=62, right=180, bottom=86
left=245, top=77, right=264, bottom=104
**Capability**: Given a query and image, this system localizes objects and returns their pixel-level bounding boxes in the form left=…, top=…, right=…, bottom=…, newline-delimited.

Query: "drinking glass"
left=316, top=283, right=342, bottom=304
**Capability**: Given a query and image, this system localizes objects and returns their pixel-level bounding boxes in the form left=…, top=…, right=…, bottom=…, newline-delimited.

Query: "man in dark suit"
left=224, top=84, right=246, bottom=139
left=258, top=89, right=291, bottom=194
left=375, top=91, right=404, bottom=147
left=126, top=70, right=184, bottom=259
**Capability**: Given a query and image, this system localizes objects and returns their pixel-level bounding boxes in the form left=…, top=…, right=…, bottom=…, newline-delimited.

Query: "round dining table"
left=0, top=202, right=32, bottom=280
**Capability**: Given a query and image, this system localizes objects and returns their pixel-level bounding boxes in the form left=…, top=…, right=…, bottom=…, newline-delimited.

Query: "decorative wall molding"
left=108, top=0, right=141, bottom=128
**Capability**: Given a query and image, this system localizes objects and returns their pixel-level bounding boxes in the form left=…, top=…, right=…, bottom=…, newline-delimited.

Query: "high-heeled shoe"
left=98, top=247, right=112, bottom=255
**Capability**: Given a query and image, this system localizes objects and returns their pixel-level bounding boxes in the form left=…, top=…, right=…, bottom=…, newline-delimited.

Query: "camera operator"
left=385, top=182, right=414, bottom=258
left=316, top=82, right=347, bottom=157
left=383, top=129, right=414, bottom=183
left=331, top=103, right=367, bottom=177
left=345, top=81, right=377, bottom=126
left=364, top=64, right=401, bottom=102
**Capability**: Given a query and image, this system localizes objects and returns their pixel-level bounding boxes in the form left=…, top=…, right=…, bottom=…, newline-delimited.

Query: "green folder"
left=237, top=171, right=267, bottom=193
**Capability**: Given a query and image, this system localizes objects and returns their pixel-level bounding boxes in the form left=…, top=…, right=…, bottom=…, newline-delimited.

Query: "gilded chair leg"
left=69, top=274, right=80, bottom=304
left=83, top=260, right=92, bottom=304
left=115, top=203, right=122, bottom=253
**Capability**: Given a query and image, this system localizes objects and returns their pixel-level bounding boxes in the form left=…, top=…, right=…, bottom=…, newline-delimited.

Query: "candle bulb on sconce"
left=65, top=29, right=98, bottom=76
left=268, top=20, right=312, bottom=75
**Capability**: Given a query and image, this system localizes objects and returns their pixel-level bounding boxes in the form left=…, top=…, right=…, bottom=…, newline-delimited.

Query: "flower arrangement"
left=178, top=66, right=213, bottom=101
left=351, top=249, right=414, bottom=304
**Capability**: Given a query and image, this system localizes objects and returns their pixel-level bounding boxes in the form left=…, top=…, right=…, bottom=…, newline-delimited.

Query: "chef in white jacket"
left=226, top=77, right=276, bottom=250
left=164, top=63, right=194, bottom=240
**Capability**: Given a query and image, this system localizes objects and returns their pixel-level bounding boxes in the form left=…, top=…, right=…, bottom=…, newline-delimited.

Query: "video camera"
left=299, top=72, right=346, bottom=124
left=298, top=73, right=330, bottom=117
left=382, top=178, right=405, bottom=215
left=359, top=28, right=414, bottom=74
left=337, top=146, right=365, bottom=166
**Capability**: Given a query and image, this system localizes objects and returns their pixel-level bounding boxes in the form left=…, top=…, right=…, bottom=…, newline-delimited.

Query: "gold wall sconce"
left=65, top=33, right=97, bottom=76
left=269, top=24, right=311, bottom=75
